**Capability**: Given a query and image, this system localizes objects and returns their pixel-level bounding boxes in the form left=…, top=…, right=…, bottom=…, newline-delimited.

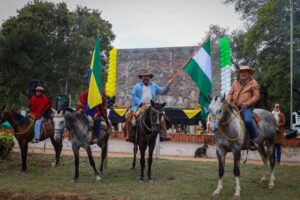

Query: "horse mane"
left=11, top=110, right=30, bottom=124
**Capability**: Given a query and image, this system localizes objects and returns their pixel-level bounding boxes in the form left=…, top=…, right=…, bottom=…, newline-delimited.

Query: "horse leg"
left=147, top=140, right=156, bottom=182
left=139, top=144, right=146, bottom=181
left=85, top=146, right=101, bottom=181
left=18, top=139, right=28, bottom=172
left=267, top=143, right=276, bottom=189
left=99, top=139, right=108, bottom=175
left=132, top=142, right=138, bottom=170
left=257, top=143, right=270, bottom=183
left=212, top=148, right=226, bottom=197
left=233, top=148, right=241, bottom=199
left=72, top=147, right=80, bottom=182
left=50, top=136, right=63, bottom=167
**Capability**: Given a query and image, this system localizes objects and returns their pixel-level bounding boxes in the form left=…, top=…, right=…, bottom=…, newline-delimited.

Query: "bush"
left=0, top=133, right=15, bottom=160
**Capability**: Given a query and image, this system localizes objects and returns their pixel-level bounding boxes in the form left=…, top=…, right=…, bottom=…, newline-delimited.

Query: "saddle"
left=241, top=112, right=262, bottom=151
left=42, top=119, right=54, bottom=137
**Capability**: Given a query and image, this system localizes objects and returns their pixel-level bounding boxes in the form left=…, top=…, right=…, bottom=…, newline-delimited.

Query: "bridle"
left=210, top=102, right=242, bottom=141
left=53, top=115, right=66, bottom=134
left=139, top=106, right=163, bottom=141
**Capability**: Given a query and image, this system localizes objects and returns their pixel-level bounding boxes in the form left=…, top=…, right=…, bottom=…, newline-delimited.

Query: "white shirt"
left=141, top=85, right=152, bottom=104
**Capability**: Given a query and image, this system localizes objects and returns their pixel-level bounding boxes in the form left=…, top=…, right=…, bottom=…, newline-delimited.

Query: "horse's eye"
left=60, top=121, right=64, bottom=124
left=217, top=110, right=222, bottom=114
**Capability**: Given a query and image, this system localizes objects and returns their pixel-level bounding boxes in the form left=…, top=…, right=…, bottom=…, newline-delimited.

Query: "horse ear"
left=221, top=93, right=226, bottom=102
left=161, top=102, right=166, bottom=108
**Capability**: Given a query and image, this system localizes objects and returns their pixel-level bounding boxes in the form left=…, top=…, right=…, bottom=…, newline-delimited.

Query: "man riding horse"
left=124, top=70, right=171, bottom=142
left=76, top=88, right=110, bottom=142
left=226, top=65, right=260, bottom=149
left=29, top=86, right=52, bottom=143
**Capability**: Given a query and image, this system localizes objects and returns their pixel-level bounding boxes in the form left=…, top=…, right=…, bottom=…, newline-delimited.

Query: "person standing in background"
left=272, top=103, right=286, bottom=165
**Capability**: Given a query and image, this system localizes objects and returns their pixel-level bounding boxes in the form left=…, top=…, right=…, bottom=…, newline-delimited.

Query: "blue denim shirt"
left=130, top=82, right=163, bottom=111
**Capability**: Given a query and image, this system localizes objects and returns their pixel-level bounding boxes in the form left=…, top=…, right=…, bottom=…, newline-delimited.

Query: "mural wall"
left=115, top=46, right=220, bottom=108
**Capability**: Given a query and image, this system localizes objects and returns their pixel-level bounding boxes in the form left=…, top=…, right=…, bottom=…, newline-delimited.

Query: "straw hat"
left=33, top=86, right=45, bottom=92
left=236, top=66, right=255, bottom=75
left=138, top=70, right=154, bottom=79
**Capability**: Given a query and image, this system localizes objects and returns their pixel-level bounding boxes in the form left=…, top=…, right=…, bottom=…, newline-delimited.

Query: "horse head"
left=149, top=100, right=166, bottom=133
left=208, top=94, right=227, bottom=133
left=52, top=107, right=74, bottom=142
left=0, top=105, right=12, bottom=124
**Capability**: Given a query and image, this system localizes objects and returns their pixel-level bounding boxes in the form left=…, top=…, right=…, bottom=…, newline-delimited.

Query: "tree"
left=0, top=0, right=115, bottom=108
left=225, top=0, right=300, bottom=125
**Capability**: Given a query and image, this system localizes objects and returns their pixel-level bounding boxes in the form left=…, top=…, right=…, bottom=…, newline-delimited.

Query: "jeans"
left=274, top=144, right=281, bottom=163
left=241, top=107, right=257, bottom=140
left=34, top=117, right=44, bottom=140
left=94, top=118, right=101, bottom=138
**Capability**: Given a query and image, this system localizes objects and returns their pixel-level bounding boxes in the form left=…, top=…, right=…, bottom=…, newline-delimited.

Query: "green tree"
left=0, top=0, right=115, bottom=108
left=225, top=0, right=300, bottom=125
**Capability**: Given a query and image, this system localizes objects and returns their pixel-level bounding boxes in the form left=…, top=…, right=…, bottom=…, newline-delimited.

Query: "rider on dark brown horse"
left=76, top=88, right=110, bottom=141
left=29, top=86, right=51, bottom=143
left=124, top=70, right=171, bottom=142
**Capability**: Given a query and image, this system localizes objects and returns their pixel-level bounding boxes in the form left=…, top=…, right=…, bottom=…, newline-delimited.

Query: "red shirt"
left=29, top=95, right=51, bottom=119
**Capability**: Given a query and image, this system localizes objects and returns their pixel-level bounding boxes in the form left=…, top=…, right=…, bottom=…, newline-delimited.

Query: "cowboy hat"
left=138, top=70, right=154, bottom=79
left=33, top=86, right=45, bottom=92
left=236, top=66, right=255, bottom=75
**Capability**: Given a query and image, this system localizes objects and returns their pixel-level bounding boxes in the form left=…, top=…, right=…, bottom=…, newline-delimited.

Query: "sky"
left=0, top=0, right=244, bottom=48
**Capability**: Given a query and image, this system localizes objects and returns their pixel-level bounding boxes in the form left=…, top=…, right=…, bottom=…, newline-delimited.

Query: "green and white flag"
left=183, top=38, right=212, bottom=118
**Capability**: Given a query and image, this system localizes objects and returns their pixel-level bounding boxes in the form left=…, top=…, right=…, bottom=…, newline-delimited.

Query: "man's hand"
left=240, top=103, right=248, bottom=109
left=140, top=102, right=145, bottom=107
left=93, top=113, right=100, bottom=119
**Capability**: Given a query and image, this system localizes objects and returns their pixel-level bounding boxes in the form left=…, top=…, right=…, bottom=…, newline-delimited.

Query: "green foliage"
left=0, top=133, right=15, bottom=159
left=0, top=1, right=115, bottom=108
left=224, top=0, right=300, bottom=125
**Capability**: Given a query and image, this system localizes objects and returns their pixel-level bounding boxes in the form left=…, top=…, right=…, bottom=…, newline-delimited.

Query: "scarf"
left=272, top=110, right=280, bottom=126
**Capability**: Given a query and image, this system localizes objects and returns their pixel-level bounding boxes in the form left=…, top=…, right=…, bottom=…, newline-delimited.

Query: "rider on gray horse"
left=226, top=66, right=260, bottom=149
left=76, top=88, right=110, bottom=142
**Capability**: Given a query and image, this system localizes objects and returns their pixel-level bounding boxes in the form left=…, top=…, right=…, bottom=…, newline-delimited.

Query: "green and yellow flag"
left=88, top=35, right=102, bottom=108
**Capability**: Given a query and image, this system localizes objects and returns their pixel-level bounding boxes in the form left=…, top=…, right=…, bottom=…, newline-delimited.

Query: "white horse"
left=208, top=95, right=277, bottom=199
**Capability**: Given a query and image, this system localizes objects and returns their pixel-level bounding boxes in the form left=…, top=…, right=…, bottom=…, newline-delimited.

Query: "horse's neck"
left=7, top=111, right=23, bottom=125
left=143, top=109, right=151, bottom=127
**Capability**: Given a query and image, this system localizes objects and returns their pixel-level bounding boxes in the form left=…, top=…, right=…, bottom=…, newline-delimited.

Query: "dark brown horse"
left=0, top=106, right=63, bottom=172
left=131, top=100, right=166, bottom=181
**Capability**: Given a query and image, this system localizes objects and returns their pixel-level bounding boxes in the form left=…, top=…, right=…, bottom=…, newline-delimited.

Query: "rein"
left=213, top=103, right=243, bottom=141
left=138, top=107, right=162, bottom=143
left=13, top=113, right=36, bottom=135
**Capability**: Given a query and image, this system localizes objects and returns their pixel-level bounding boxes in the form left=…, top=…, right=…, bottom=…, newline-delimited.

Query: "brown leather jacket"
left=226, top=78, right=260, bottom=107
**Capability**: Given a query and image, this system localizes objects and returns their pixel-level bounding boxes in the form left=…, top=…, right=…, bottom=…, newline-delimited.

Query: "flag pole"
left=163, top=31, right=213, bottom=90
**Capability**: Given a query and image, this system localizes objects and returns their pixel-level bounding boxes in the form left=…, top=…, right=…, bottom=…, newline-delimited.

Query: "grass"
left=0, top=153, right=300, bottom=200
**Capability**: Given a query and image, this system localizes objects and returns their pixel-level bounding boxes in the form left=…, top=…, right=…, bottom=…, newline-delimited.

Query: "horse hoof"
left=51, top=162, right=56, bottom=167
left=96, top=176, right=102, bottom=181
left=71, top=179, right=76, bottom=183
left=148, top=179, right=154, bottom=183
left=234, top=194, right=240, bottom=200
left=139, top=179, right=144, bottom=183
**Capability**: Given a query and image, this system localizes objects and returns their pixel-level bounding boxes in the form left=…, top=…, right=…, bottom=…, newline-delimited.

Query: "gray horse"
left=52, top=108, right=110, bottom=182
left=208, top=95, right=276, bottom=199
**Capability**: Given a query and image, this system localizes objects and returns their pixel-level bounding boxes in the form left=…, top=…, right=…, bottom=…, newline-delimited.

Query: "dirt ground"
left=0, top=192, right=93, bottom=200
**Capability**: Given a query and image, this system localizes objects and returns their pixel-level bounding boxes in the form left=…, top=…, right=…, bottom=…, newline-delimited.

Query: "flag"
left=88, top=35, right=102, bottom=109
left=183, top=38, right=212, bottom=118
